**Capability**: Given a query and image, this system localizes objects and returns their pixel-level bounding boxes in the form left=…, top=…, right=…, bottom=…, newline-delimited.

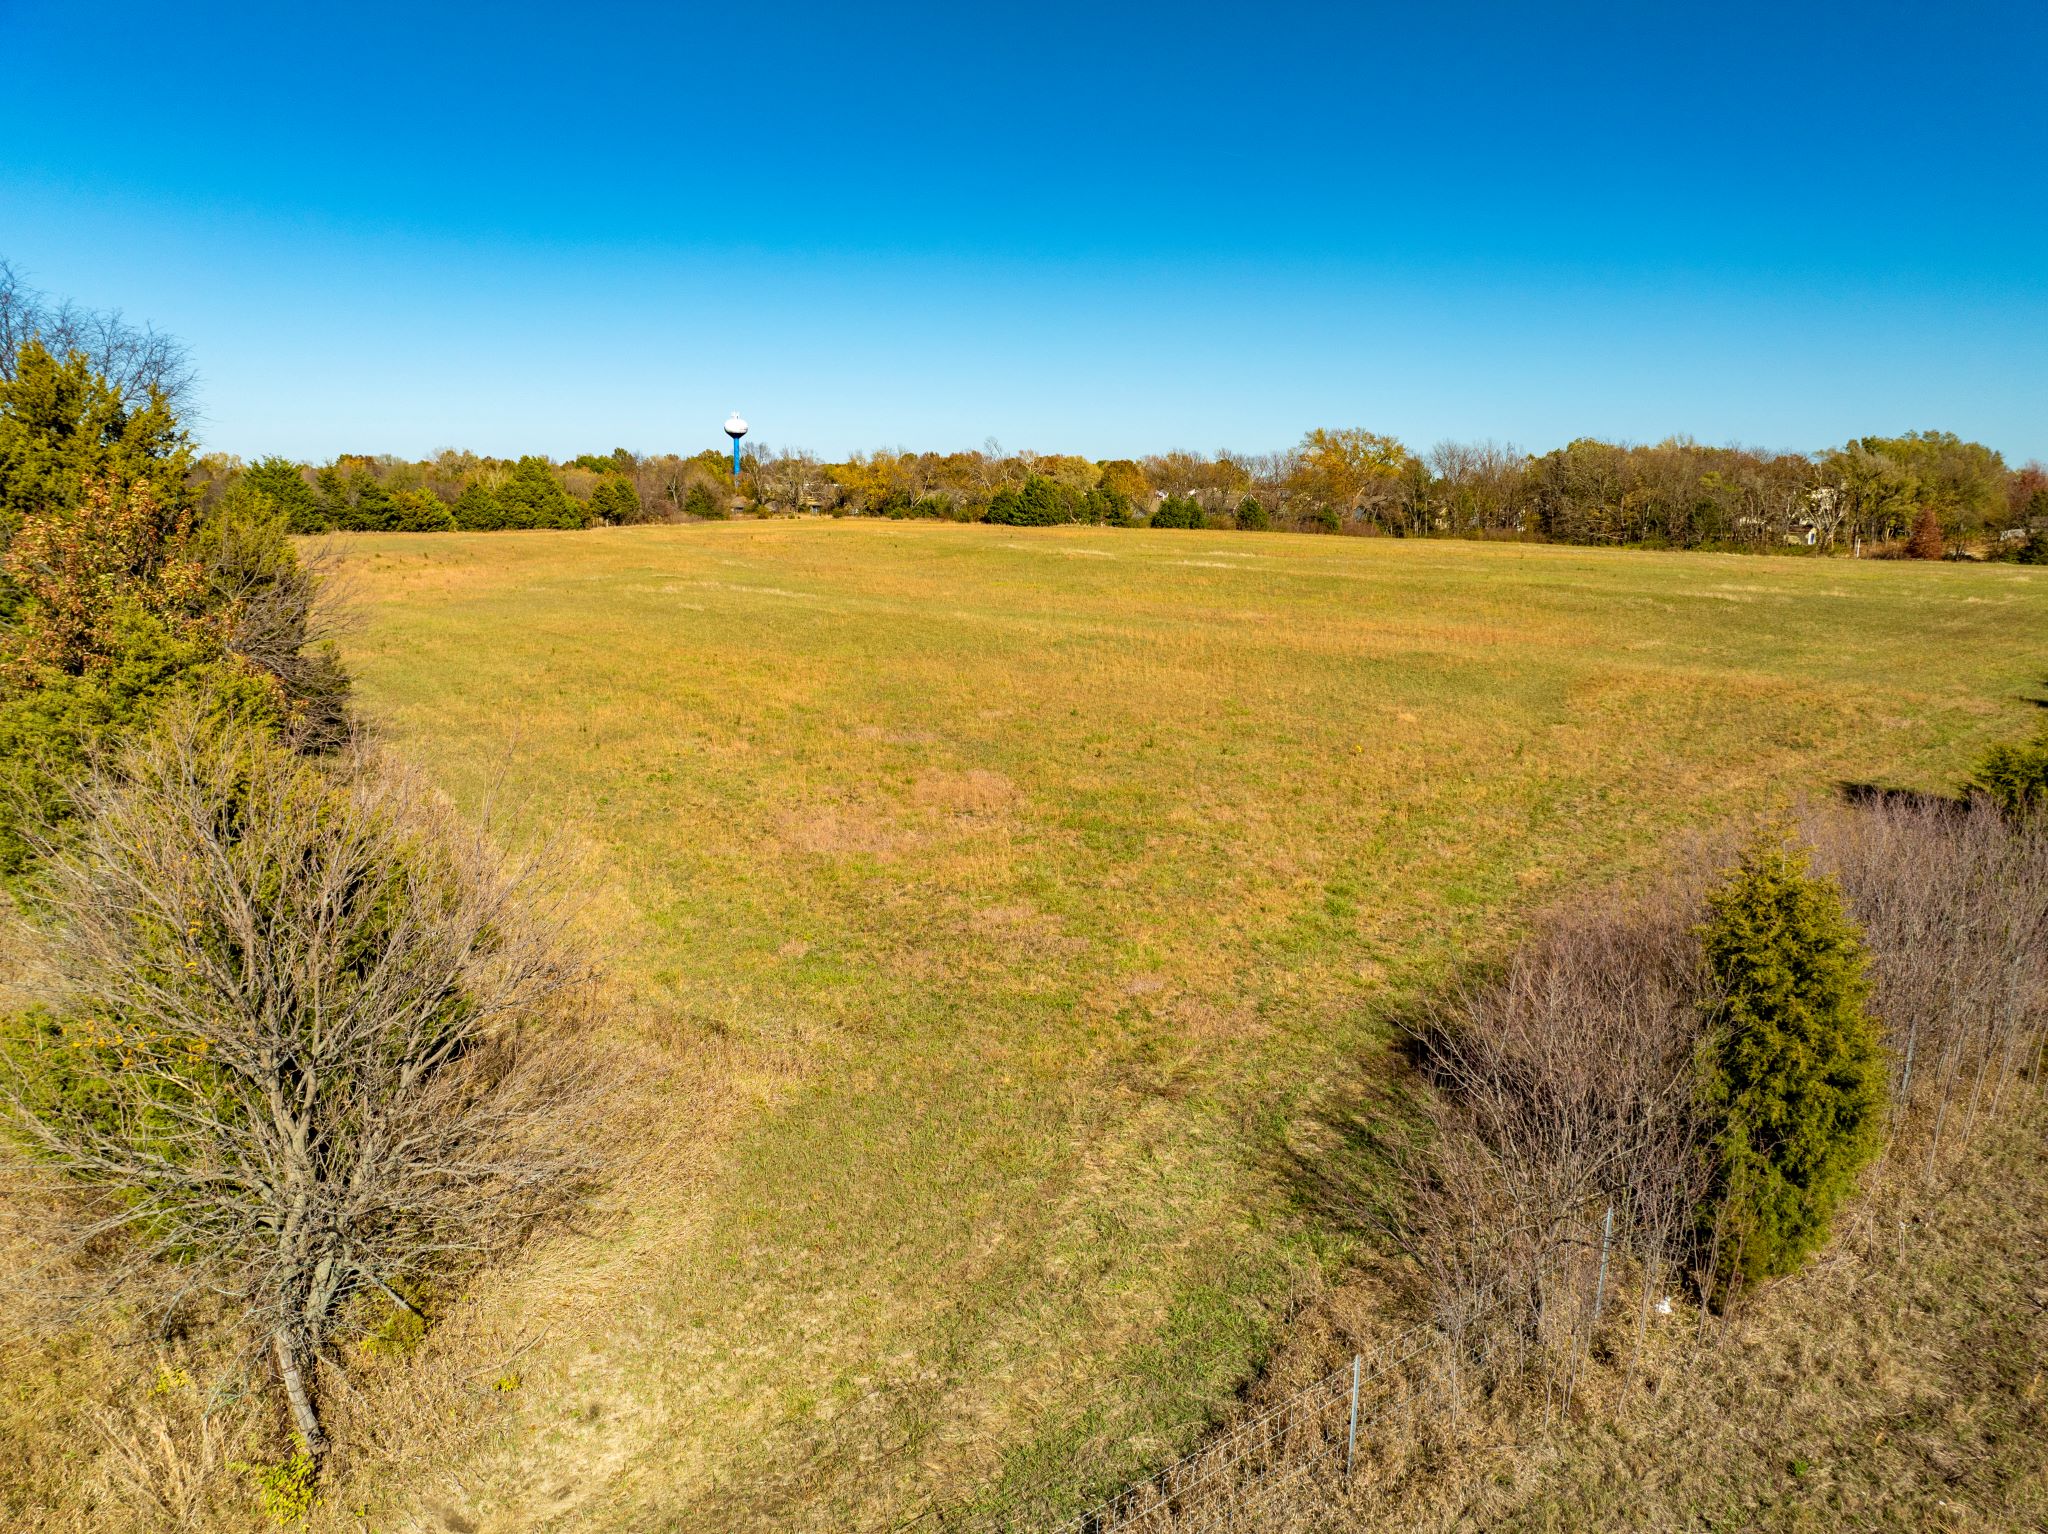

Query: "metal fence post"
left=1344, top=1354, right=1361, bottom=1479
left=1592, top=1202, right=1615, bottom=1324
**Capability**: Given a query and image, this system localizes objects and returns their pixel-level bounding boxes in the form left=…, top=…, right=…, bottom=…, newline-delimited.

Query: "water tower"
left=724, top=411, right=748, bottom=487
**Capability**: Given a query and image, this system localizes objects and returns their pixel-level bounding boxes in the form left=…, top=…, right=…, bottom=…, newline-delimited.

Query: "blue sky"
left=3, top=0, right=2043, bottom=464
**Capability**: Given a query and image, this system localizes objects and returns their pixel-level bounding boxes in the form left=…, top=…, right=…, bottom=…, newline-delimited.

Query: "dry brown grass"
left=1241, top=1095, right=2048, bottom=1533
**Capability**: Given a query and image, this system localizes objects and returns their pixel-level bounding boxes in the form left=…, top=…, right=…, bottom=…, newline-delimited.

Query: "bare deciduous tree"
left=757, top=445, right=830, bottom=513
left=1799, top=794, right=2048, bottom=1166
left=1426, top=439, right=1527, bottom=535
left=0, top=710, right=593, bottom=1455
left=0, top=257, right=198, bottom=413
left=1397, top=885, right=1714, bottom=1360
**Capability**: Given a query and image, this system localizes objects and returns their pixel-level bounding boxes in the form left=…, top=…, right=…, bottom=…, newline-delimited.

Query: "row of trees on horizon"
left=4, top=257, right=2044, bottom=559
left=203, top=427, right=2048, bottom=559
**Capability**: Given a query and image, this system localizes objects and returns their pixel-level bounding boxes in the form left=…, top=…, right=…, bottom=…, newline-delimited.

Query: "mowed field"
left=312, top=521, right=2043, bottom=1532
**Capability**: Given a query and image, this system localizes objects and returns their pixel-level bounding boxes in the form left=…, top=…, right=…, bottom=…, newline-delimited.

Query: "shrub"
left=682, top=482, right=725, bottom=520
left=1972, top=725, right=2048, bottom=819
left=0, top=708, right=593, bottom=1454
left=1798, top=794, right=2048, bottom=1153
left=1695, top=833, right=1887, bottom=1294
left=193, top=482, right=348, bottom=744
left=232, top=1437, right=317, bottom=1525
left=1150, top=494, right=1201, bottom=529
left=358, top=1288, right=431, bottom=1360
left=1400, top=884, right=1711, bottom=1345
left=1235, top=495, right=1270, bottom=531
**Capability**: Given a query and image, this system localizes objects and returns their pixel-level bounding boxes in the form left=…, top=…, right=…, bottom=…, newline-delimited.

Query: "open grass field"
left=9, top=520, right=2046, bottom=1532
left=315, top=522, right=2047, bottom=1532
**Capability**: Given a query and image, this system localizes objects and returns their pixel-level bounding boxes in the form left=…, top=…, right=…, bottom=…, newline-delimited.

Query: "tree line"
left=6, top=255, right=2046, bottom=558
left=182, top=429, right=2048, bottom=560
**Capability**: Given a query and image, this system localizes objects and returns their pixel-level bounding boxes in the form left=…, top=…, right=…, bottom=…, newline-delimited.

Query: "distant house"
left=1735, top=512, right=1819, bottom=546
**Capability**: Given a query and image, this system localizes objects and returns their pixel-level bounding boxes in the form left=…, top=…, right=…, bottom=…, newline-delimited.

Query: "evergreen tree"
left=0, top=471, right=347, bottom=879
left=389, top=487, right=455, bottom=532
left=0, top=340, right=190, bottom=547
left=1697, top=834, right=1887, bottom=1294
left=1972, top=725, right=2048, bottom=819
left=313, top=463, right=402, bottom=532
left=1235, top=495, right=1270, bottom=531
left=1018, top=475, right=1069, bottom=525
left=1084, top=486, right=1132, bottom=524
left=496, top=457, right=584, bottom=529
left=682, top=482, right=724, bottom=520
left=452, top=480, right=505, bottom=531
left=589, top=476, right=640, bottom=524
left=246, top=456, right=324, bottom=534
left=2013, top=497, right=2048, bottom=564
left=985, top=476, right=1073, bottom=526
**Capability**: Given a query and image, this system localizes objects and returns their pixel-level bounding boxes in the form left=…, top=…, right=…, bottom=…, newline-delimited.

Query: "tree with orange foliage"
left=2, top=475, right=219, bottom=682
left=1906, top=506, right=1946, bottom=560
left=0, top=470, right=349, bottom=878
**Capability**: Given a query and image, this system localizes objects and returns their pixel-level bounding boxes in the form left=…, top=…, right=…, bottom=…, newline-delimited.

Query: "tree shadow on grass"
left=1834, top=780, right=1970, bottom=817
left=1270, top=1032, right=1434, bottom=1251
left=1837, top=681, right=2047, bottom=815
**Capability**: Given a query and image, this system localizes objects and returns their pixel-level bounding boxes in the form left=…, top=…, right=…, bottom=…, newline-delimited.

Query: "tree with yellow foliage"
left=1287, top=428, right=1414, bottom=530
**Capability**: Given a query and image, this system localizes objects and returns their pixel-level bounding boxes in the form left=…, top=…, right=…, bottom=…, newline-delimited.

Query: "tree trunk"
left=273, top=1331, right=328, bottom=1456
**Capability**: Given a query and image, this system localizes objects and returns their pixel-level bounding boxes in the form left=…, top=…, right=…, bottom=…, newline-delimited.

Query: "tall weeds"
left=1798, top=795, right=2048, bottom=1166
left=1395, top=876, right=1712, bottom=1385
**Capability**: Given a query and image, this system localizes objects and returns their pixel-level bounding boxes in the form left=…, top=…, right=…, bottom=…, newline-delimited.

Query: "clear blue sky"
left=3, top=0, right=2043, bottom=464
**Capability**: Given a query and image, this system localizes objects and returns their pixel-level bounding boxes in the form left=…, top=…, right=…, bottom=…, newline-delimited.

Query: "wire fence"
left=903, top=1283, right=1524, bottom=1534
left=887, top=1187, right=1647, bottom=1534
